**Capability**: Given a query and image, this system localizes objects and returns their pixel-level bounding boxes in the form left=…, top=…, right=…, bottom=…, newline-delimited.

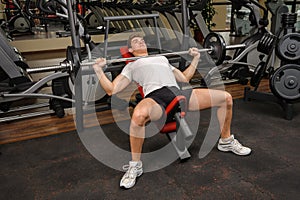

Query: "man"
left=93, top=33, right=251, bottom=189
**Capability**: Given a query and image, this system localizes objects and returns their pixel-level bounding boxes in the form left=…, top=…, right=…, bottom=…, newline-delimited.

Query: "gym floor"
left=1, top=25, right=300, bottom=199
left=1, top=99, right=299, bottom=199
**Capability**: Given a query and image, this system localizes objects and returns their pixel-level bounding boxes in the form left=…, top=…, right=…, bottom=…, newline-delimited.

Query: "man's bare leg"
left=188, top=88, right=251, bottom=156
left=120, top=98, right=163, bottom=189
left=129, top=98, right=163, bottom=161
left=189, top=88, right=232, bottom=138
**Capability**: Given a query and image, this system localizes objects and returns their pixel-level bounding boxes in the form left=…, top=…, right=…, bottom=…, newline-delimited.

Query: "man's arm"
left=93, top=58, right=131, bottom=96
left=173, top=48, right=200, bottom=82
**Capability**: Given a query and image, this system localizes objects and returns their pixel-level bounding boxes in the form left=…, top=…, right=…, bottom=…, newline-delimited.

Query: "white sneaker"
left=120, top=161, right=143, bottom=189
left=217, top=135, right=251, bottom=156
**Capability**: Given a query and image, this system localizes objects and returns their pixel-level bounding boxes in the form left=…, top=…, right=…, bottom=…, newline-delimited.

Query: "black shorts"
left=145, top=85, right=193, bottom=110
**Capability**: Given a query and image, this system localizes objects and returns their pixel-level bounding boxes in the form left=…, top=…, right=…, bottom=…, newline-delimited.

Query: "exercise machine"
left=229, top=0, right=261, bottom=36
left=214, top=0, right=272, bottom=85
left=0, top=0, right=106, bottom=122
left=5, top=0, right=35, bottom=36
left=265, top=0, right=289, bottom=35
left=24, top=0, right=71, bottom=33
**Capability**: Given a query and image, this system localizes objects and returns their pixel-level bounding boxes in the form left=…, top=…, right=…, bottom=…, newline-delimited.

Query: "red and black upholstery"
left=119, top=46, right=193, bottom=160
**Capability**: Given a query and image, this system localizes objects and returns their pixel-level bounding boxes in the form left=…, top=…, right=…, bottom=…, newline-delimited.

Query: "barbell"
left=26, top=32, right=246, bottom=76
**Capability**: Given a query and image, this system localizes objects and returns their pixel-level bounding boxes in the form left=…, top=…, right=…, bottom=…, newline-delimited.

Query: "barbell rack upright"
left=66, top=0, right=84, bottom=132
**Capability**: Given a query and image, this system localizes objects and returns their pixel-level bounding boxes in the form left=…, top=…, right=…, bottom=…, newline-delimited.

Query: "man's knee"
left=131, top=109, right=149, bottom=127
left=224, top=92, right=233, bottom=107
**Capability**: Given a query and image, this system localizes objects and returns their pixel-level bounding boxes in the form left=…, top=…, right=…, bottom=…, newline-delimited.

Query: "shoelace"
left=122, top=165, right=138, bottom=179
left=232, top=139, right=243, bottom=150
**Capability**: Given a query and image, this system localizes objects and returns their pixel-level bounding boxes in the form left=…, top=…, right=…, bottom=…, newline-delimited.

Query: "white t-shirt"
left=121, top=56, right=179, bottom=96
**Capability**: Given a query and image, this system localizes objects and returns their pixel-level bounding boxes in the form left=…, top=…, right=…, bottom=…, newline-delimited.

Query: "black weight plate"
left=270, top=64, right=300, bottom=101
left=257, top=33, right=268, bottom=53
left=258, top=33, right=277, bottom=55
left=250, top=61, right=265, bottom=87
left=276, top=33, right=300, bottom=61
left=203, top=32, right=226, bottom=65
left=66, top=46, right=81, bottom=83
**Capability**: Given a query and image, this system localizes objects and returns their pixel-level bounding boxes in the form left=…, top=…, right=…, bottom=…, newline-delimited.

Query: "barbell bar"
left=81, top=47, right=214, bottom=66
left=26, top=48, right=212, bottom=74
left=26, top=33, right=246, bottom=74
left=77, top=33, right=246, bottom=67
left=26, top=61, right=72, bottom=74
